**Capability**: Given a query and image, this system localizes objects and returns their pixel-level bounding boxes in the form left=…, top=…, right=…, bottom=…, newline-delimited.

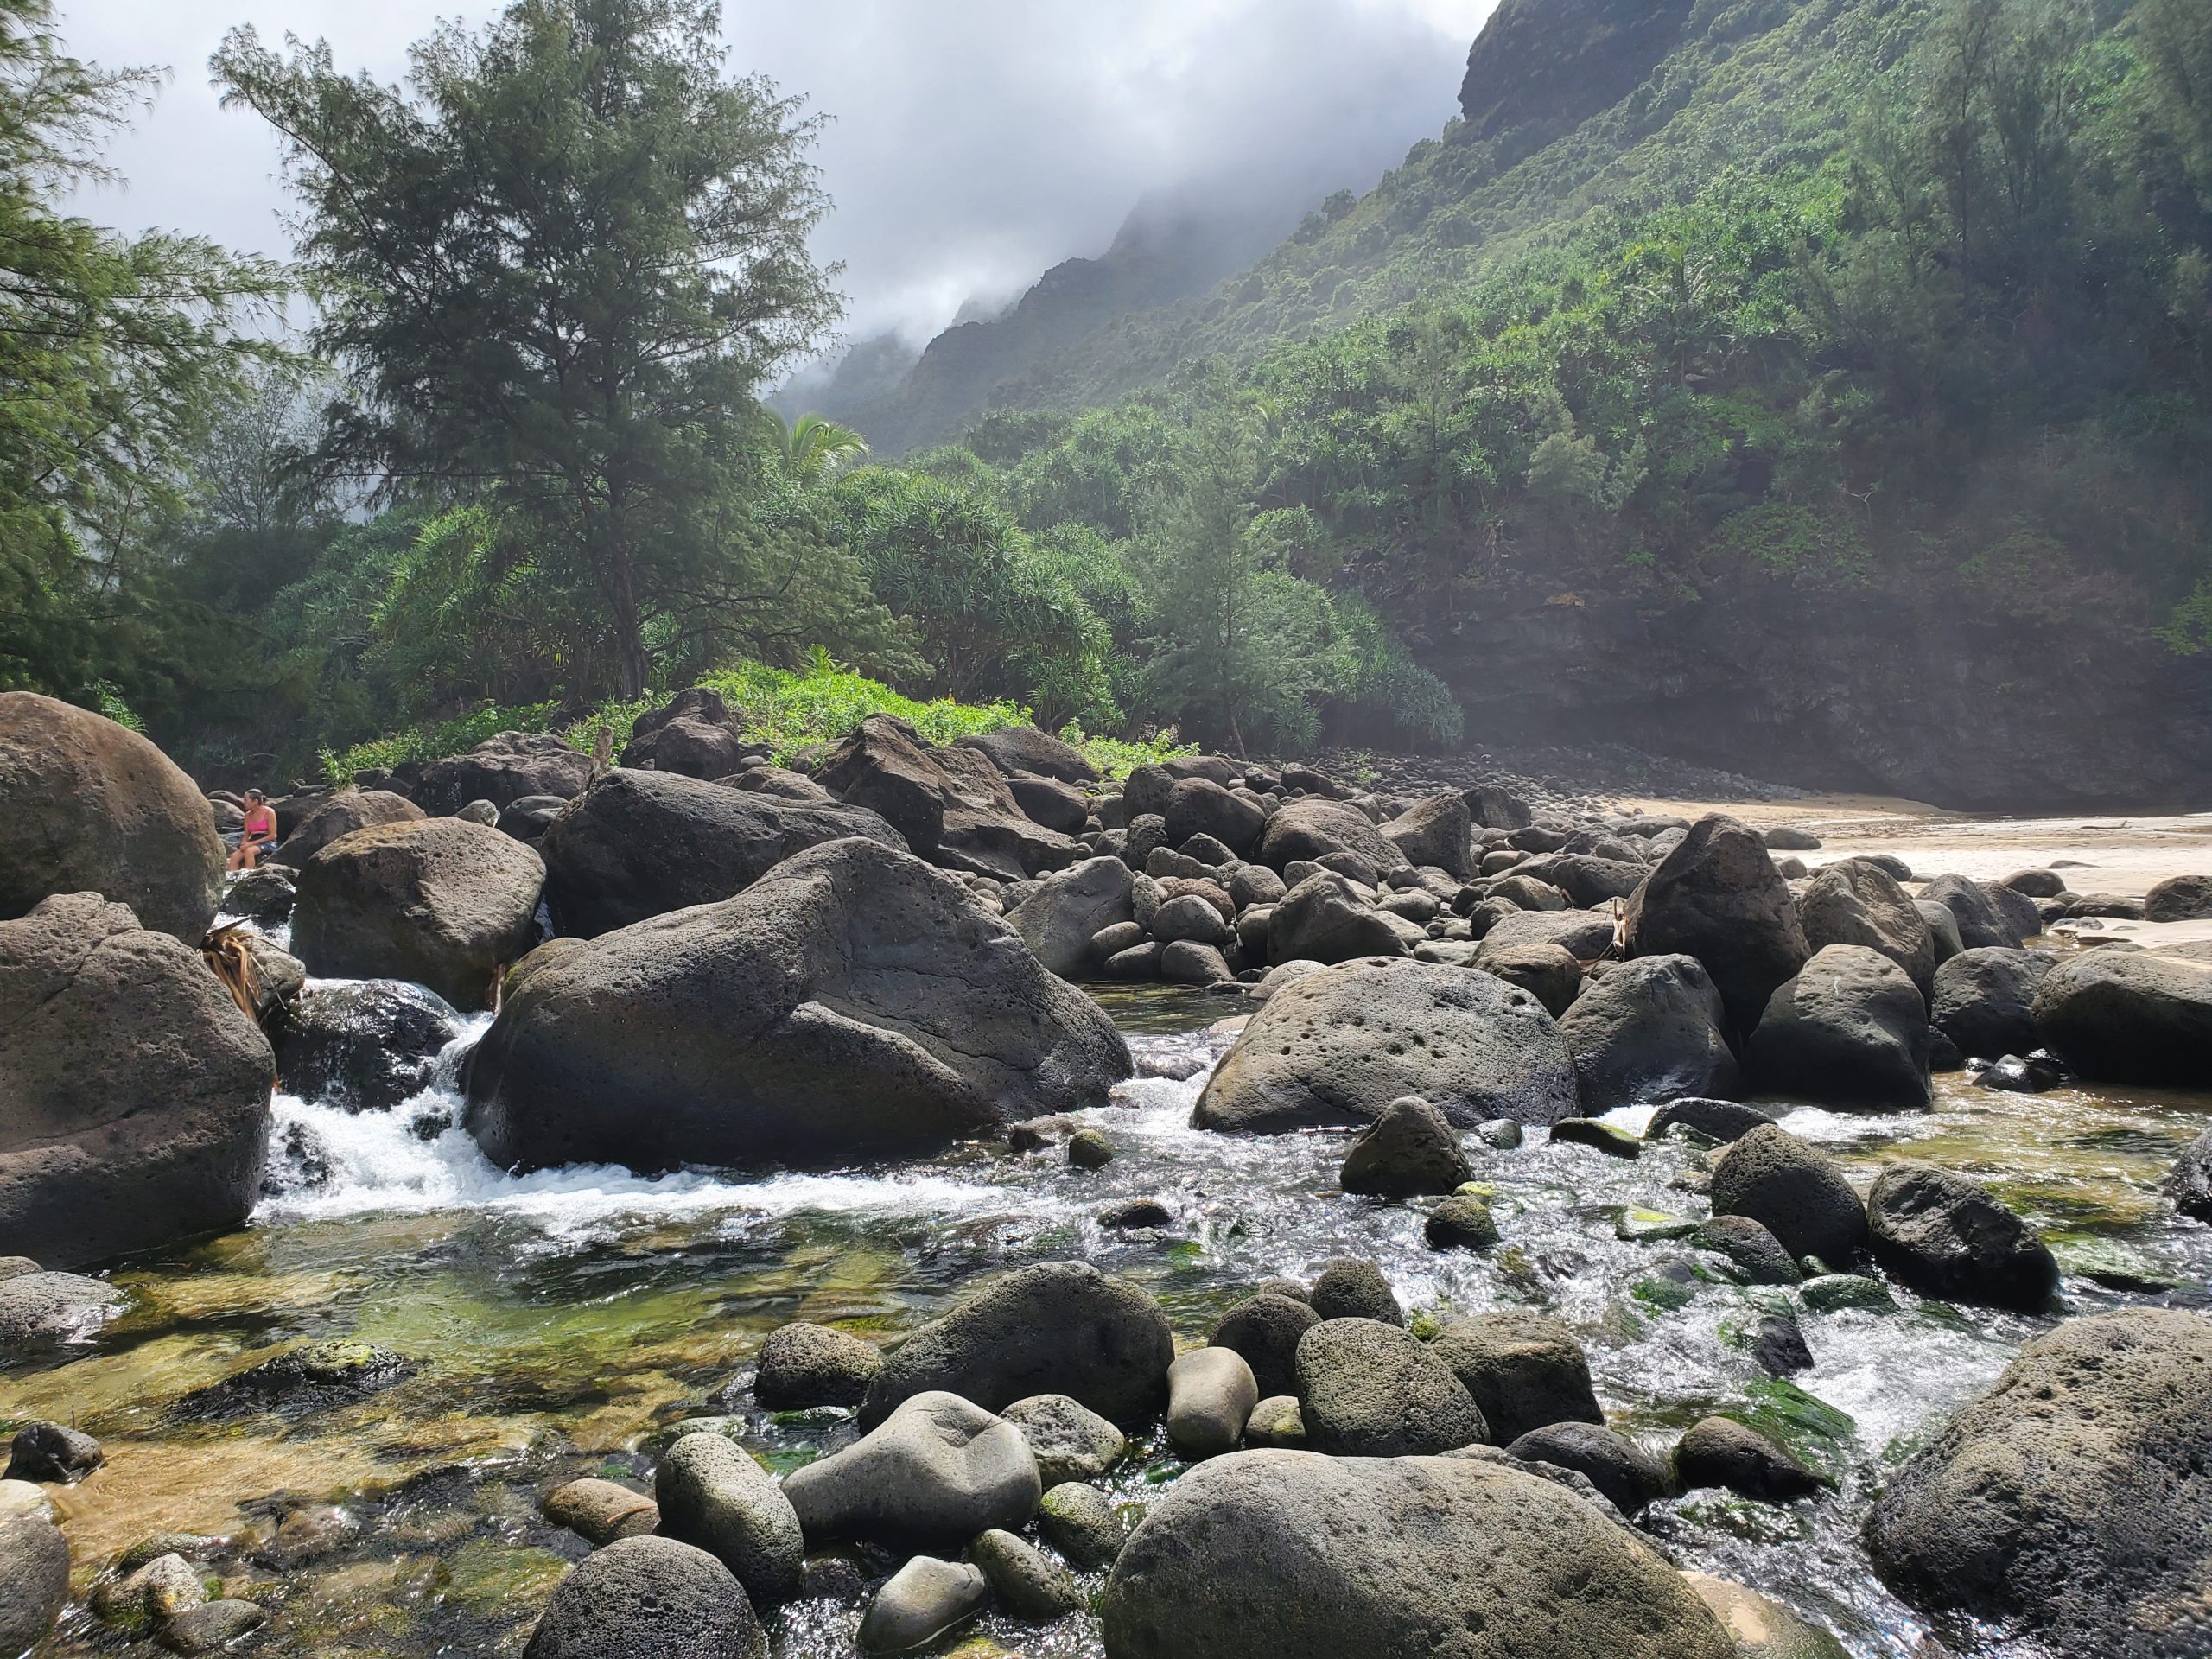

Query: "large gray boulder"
left=1194, top=959, right=1579, bottom=1132
left=1866, top=1163, right=2058, bottom=1311
left=1100, top=1451, right=1736, bottom=1659
left=1918, top=874, right=2025, bottom=950
left=653, top=1433, right=805, bottom=1605
left=1929, top=947, right=2058, bottom=1061
left=1621, top=814, right=1808, bottom=1032
left=271, top=979, right=464, bottom=1115
left=1267, top=873, right=1413, bottom=964
left=1382, top=794, right=1472, bottom=879
left=817, top=715, right=1077, bottom=880
left=1746, top=944, right=1931, bottom=1108
left=2146, top=874, right=2212, bottom=924
left=2031, top=950, right=2212, bottom=1086
left=540, top=767, right=903, bottom=937
left=0, top=1267, right=125, bottom=1344
left=281, top=788, right=425, bottom=867
left=0, top=1510, right=69, bottom=1658
left=1294, top=1319, right=1486, bottom=1457
left=524, top=1535, right=765, bottom=1659
left=0, top=894, right=271, bottom=1268
left=1800, top=860, right=1935, bottom=991
left=1007, top=856, right=1134, bottom=977
left=1427, top=1313, right=1604, bottom=1446
left=466, top=839, right=1129, bottom=1172
left=292, top=819, right=544, bottom=1012
left=1338, top=1096, right=1472, bottom=1198
left=1556, top=954, right=1739, bottom=1112
left=1502, top=1421, right=1672, bottom=1516
left=859, top=1261, right=1173, bottom=1430
left=1709, top=1125, right=1868, bottom=1266
left=1165, top=778, right=1268, bottom=857
left=0, top=691, right=225, bottom=941
left=955, top=725, right=1100, bottom=785
left=1474, top=906, right=1618, bottom=963
left=783, top=1391, right=1041, bottom=1548
left=1866, top=1310, right=2212, bottom=1659
left=1258, top=797, right=1397, bottom=874
left=408, top=730, right=596, bottom=816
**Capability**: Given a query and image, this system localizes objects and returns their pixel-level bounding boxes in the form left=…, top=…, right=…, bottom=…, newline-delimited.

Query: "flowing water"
left=7, top=971, right=2211, bottom=1659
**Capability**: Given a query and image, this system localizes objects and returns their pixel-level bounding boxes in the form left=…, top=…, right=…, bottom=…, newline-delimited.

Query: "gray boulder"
left=1259, top=796, right=1397, bottom=873
left=969, top=1528, right=1082, bottom=1621
left=1747, top=944, right=1931, bottom=1108
left=858, top=1261, right=1173, bottom=1429
left=1930, top=947, right=2058, bottom=1061
left=292, top=818, right=544, bottom=1011
left=1916, top=899, right=1965, bottom=967
left=1208, top=1294, right=1323, bottom=1400
left=1165, top=778, right=1267, bottom=856
left=0, top=691, right=225, bottom=941
left=1194, top=959, right=1579, bottom=1132
left=1039, top=1480, right=1128, bottom=1569
left=0, top=894, right=271, bottom=1268
left=1338, top=1096, right=1472, bottom=1198
left=1622, top=814, right=1809, bottom=1032
left=1008, top=856, right=1135, bottom=977
left=541, top=767, right=903, bottom=937
left=524, top=1535, right=765, bottom=1659
left=1691, top=1215, right=1802, bottom=1284
left=1009, top=772, right=1089, bottom=834
left=1382, top=794, right=1472, bottom=879
left=1476, top=940, right=1582, bottom=1016
left=0, top=1268, right=125, bottom=1344
left=857, top=1555, right=990, bottom=1653
left=410, top=730, right=595, bottom=816
left=1683, top=1574, right=1850, bottom=1659
left=653, top=1433, right=805, bottom=1605
left=272, top=979, right=463, bottom=1115
left=1100, top=1451, right=1735, bottom=1659
left=1919, top=874, right=2024, bottom=950
left=1557, top=954, right=1739, bottom=1112
left=1294, top=1319, right=1486, bottom=1457
left=999, top=1394, right=1125, bottom=1486
left=1512, top=854, right=1648, bottom=907
left=1709, top=1125, right=1869, bottom=1266
left=1800, top=860, right=1935, bottom=990
left=1428, top=1313, right=1603, bottom=1445
left=1675, top=1416, right=1821, bottom=1500
left=2031, top=950, right=2212, bottom=1086
left=955, top=725, right=1100, bottom=785
left=0, top=1511, right=69, bottom=1658
left=1309, top=1258, right=1404, bottom=1325
left=1473, top=906, right=1617, bottom=962
left=818, top=715, right=1078, bottom=880
left=1867, top=1310, right=2212, bottom=1658
left=1167, top=1347, right=1258, bottom=1459
left=466, top=840, right=1130, bottom=1172
left=1866, top=1163, right=2058, bottom=1310
left=1503, top=1421, right=1672, bottom=1516
left=784, top=1390, right=1040, bottom=1548
left=1645, top=1097, right=1774, bottom=1143
left=1267, top=873, right=1411, bottom=964
left=2145, top=874, right=2212, bottom=924
left=282, top=788, right=426, bottom=866
left=753, top=1321, right=880, bottom=1409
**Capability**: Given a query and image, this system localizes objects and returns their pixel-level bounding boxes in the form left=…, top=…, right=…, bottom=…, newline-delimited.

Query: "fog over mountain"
left=67, top=0, right=1491, bottom=353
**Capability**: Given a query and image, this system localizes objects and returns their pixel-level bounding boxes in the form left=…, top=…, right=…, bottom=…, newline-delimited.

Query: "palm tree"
left=753, top=404, right=870, bottom=484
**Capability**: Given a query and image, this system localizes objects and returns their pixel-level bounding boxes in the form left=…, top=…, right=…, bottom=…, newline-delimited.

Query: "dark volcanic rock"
left=1800, top=860, right=1935, bottom=991
left=173, top=1340, right=418, bottom=1422
left=291, top=819, right=544, bottom=1011
left=1622, top=814, right=1809, bottom=1033
left=1294, top=1319, right=1486, bottom=1457
left=282, top=788, right=427, bottom=867
left=1100, top=1449, right=1734, bottom=1659
left=1919, top=874, right=2025, bottom=951
left=0, top=691, right=226, bottom=941
left=1557, top=952, right=1738, bottom=1111
left=1709, top=1124, right=1868, bottom=1267
left=1338, top=1096, right=1472, bottom=1198
left=409, top=731, right=595, bottom=816
left=524, top=1535, right=765, bottom=1659
left=1208, top=1294, right=1323, bottom=1402
left=1267, top=872, right=1412, bottom=964
left=1866, top=1162, right=2058, bottom=1311
left=2031, top=950, right=2212, bottom=1087
left=0, top=893, right=271, bottom=1268
left=1866, top=1309, right=2212, bottom=1659
left=1257, top=797, right=1396, bottom=874
left=541, top=767, right=904, bottom=937
left=859, top=1261, right=1173, bottom=1430
left=272, top=980, right=464, bottom=1114
left=1194, top=958, right=1578, bottom=1131
left=1929, top=947, right=2057, bottom=1061
left=467, top=839, right=1129, bottom=1172
left=818, top=715, right=1077, bottom=880
left=955, top=726, right=1101, bottom=785
left=1503, top=1421, right=1672, bottom=1516
left=1746, top=944, right=1931, bottom=1109
left=1428, top=1312, right=1602, bottom=1444
left=1645, top=1097, right=1774, bottom=1144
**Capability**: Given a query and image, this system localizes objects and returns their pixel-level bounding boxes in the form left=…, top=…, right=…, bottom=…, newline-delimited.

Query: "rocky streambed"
left=3, top=976, right=2209, bottom=1658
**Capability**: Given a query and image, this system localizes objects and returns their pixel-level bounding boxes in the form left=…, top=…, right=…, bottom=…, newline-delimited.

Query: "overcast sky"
left=64, top=0, right=1494, bottom=349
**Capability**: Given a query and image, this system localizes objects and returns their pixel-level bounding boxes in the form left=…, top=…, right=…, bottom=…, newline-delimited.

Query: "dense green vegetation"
left=9, top=0, right=2212, bottom=789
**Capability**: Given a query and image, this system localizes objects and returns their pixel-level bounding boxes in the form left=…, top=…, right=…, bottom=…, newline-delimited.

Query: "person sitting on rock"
left=229, top=789, right=278, bottom=870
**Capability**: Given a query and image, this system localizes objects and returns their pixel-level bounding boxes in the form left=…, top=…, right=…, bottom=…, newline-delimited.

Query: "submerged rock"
left=1866, top=1309, right=2212, bottom=1658
left=271, top=979, right=463, bottom=1115
left=171, top=1340, right=418, bottom=1422
left=1100, top=1451, right=1735, bottom=1659
left=861, top=1262, right=1173, bottom=1429
left=1194, top=958, right=1578, bottom=1132
left=0, top=1268, right=125, bottom=1345
left=1683, top=1573, right=1849, bottom=1659
left=0, top=893, right=272, bottom=1268
left=467, top=839, right=1129, bottom=1173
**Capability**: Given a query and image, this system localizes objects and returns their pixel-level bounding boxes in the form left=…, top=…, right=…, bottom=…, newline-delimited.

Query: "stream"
left=7, top=969, right=2211, bottom=1658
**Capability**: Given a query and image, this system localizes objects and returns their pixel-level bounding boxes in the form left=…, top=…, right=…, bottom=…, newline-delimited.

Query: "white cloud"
left=60, top=0, right=1497, bottom=343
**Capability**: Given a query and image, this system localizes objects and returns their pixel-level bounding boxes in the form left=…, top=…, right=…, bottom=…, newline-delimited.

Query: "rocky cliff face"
left=1459, top=0, right=1699, bottom=142
left=1397, top=570, right=2212, bottom=810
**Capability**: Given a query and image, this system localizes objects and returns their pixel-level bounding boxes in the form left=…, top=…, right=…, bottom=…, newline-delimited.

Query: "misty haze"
left=4, top=4, right=2212, bottom=1659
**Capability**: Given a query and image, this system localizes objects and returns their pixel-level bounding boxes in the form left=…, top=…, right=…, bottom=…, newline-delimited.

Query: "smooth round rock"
left=1691, top=1216, right=1802, bottom=1285
left=783, top=1391, right=1041, bottom=1549
left=1504, top=1421, right=1673, bottom=1516
left=0, top=1511, right=69, bottom=1656
left=1039, top=1480, right=1128, bottom=1570
left=1674, top=1417, right=1822, bottom=1501
left=653, top=1433, right=805, bottom=1605
left=753, top=1322, right=881, bottom=1410
left=1308, top=1258, right=1403, bottom=1325
left=1244, top=1395, right=1306, bottom=1448
left=543, top=1478, right=658, bottom=1546
left=1709, top=1126, right=1869, bottom=1267
left=969, top=1527, right=1083, bottom=1621
left=856, top=1556, right=990, bottom=1654
left=1683, top=1573, right=1849, bottom=1659
left=1167, top=1347, right=1259, bottom=1459
left=524, top=1536, right=766, bottom=1659
left=1428, top=1313, right=1603, bottom=1445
